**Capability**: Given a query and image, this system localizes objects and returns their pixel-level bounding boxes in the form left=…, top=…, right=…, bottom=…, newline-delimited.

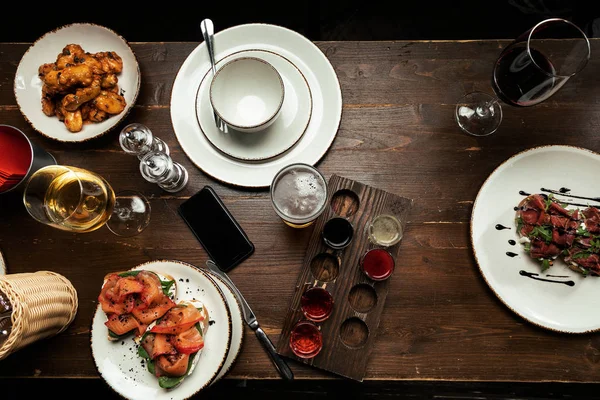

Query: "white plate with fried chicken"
left=14, top=23, right=140, bottom=142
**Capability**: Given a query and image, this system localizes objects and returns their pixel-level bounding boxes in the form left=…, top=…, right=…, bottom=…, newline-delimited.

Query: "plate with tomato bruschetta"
left=91, top=260, right=232, bottom=400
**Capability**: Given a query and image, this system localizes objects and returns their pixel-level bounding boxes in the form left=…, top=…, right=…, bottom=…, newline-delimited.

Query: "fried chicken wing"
left=58, top=64, right=94, bottom=87
left=38, top=63, right=56, bottom=78
left=100, top=74, right=118, bottom=89
left=42, top=64, right=93, bottom=93
left=56, top=100, right=83, bottom=132
left=64, top=109, right=83, bottom=132
left=87, top=105, right=109, bottom=122
left=41, top=86, right=56, bottom=116
left=62, top=77, right=102, bottom=111
left=76, top=53, right=104, bottom=75
left=92, top=90, right=126, bottom=114
left=94, top=51, right=123, bottom=74
left=55, top=44, right=85, bottom=69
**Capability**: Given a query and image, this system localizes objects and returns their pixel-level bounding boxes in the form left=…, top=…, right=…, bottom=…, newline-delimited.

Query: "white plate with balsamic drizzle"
left=471, top=145, right=600, bottom=333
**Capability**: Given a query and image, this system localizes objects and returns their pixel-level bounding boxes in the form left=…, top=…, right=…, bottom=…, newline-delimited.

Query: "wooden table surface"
left=1, top=39, right=600, bottom=384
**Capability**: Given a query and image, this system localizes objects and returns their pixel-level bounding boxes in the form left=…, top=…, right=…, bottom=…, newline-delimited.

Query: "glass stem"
left=476, top=101, right=493, bottom=118
left=113, top=206, right=132, bottom=221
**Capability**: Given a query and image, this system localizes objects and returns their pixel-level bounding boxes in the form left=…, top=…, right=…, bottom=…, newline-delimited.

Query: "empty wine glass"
left=23, top=165, right=150, bottom=237
left=456, top=18, right=591, bottom=136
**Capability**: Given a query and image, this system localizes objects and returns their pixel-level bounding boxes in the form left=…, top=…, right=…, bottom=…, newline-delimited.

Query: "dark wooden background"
left=1, top=37, right=600, bottom=397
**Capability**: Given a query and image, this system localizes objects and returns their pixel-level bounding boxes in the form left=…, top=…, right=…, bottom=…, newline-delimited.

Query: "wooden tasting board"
left=276, top=174, right=413, bottom=381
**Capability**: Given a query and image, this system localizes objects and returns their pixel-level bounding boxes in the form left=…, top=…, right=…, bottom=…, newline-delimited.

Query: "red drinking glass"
left=289, top=320, right=323, bottom=358
left=360, top=248, right=395, bottom=281
left=300, top=287, right=334, bottom=322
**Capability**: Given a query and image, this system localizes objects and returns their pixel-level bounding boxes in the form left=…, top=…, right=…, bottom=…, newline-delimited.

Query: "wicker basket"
left=0, top=271, right=78, bottom=360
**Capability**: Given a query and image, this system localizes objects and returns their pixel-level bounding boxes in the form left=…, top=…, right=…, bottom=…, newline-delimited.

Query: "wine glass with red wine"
left=455, top=18, right=591, bottom=137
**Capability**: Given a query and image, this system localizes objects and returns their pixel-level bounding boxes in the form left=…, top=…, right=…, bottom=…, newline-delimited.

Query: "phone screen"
left=178, top=186, right=254, bottom=271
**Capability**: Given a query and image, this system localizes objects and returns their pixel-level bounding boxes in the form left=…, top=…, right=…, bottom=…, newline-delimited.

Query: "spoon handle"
left=200, top=19, right=217, bottom=76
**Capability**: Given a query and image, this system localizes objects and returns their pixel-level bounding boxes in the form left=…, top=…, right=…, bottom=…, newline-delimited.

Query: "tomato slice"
left=156, top=353, right=190, bottom=377
left=141, top=331, right=155, bottom=356
left=104, top=313, right=139, bottom=336
left=172, top=325, right=204, bottom=354
left=150, top=333, right=177, bottom=359
left=99, top=275, right=135, bottom=315
left=137, top=271, right=163, bottom=306
left=110, top=276, right=145, bottom=302
left=132, top=297, right=176, bottom=325
left=150, top=305, right=204, bottom=335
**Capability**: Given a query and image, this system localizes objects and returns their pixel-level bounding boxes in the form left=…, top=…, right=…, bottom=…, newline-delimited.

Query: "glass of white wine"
left=22, top=165, right=150, bottom=237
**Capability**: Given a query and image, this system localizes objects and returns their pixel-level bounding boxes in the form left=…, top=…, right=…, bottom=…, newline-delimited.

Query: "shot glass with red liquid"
left=360, top=248, right=395, bottom=281
left=300, top=286, right=334, bottom=322
left=289, top=320, right=323, bottom=358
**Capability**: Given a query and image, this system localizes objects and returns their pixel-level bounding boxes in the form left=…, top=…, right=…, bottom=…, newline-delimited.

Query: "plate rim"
left=205, top=270, right=245, bottom=380
left=89, top=259, right=232, bottom=399
left=195, top=48, right=313, bottom=161
left=13, top=21, right=141, bottom=143
left=170, top=22, right=343, bottom=188
left=470, top=144, right=600, bottom=334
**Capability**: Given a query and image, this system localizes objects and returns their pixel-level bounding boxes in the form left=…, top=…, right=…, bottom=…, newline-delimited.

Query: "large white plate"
left=205, top=271, right=244, bottom=382
left=471, top=145, right=600, bottom=333
left=171, top=23, right=342, bottom=188
left=14, top=23, right=140, bottom=142
left=196, top=49, right=312, bottom=161
left=91, top=260, right=232, bottom=400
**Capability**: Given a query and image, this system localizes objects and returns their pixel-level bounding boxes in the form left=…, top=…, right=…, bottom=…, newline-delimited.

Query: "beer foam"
left=273, top=169, right=326, bottom=219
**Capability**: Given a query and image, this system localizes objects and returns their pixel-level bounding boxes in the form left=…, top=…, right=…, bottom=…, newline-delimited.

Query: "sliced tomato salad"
left=98, top=270, right=176, bottom=339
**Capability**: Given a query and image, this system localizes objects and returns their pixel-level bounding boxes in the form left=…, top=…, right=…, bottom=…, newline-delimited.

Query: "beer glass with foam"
left=270, top=163, right=328, bottom=228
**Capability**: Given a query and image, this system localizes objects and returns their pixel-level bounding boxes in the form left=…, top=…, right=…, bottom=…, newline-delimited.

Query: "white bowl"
left=210, top=57, right=284, bottom=133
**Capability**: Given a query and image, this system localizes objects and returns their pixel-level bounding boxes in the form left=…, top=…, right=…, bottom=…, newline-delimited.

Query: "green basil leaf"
left=161, top=279, right=175, bottom=296
left=541, top=259, right=551, bottom=272
left=573, top=252, right=592, bottom=259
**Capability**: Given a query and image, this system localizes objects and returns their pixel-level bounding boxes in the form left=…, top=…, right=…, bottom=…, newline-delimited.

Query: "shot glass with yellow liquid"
left=270, top=163, right=328, bottom=228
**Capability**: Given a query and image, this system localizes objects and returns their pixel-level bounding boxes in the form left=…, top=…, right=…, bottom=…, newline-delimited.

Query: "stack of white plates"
left=170, top=23, right=343, bottom=188
left=91, top=260, right=244, bottom=400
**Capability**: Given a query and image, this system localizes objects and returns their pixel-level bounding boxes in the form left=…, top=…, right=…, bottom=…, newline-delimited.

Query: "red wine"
left=360, top=249, right=395, bottom=281
left=289, top=320, right=322, bottom=358
left=492, top=46, right=559, bottom=107
left=300, top=287, right=334, bottom=322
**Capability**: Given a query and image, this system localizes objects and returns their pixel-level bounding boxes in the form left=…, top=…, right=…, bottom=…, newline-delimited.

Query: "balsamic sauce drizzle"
left=541, top=187, right=600, bottom=203
left=506, top=252, right=518, bottom=257
left=519, top=270, right=575, bottom=286
left=508, top=240, right=516, bottom=246
left=495, top=224, right=511, bottom=230
left=519, top=191, right=530, bottom=196
left=559, top=187, right=571, bottom=194
left=546, top=274, right=570, bottom=278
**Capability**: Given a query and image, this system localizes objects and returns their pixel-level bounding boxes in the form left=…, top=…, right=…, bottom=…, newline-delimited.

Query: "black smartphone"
left=178, top=186, right=254, bottom=272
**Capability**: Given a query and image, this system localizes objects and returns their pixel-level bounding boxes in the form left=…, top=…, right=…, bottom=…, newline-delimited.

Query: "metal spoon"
left=200, top=19, right=228, bottom=133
